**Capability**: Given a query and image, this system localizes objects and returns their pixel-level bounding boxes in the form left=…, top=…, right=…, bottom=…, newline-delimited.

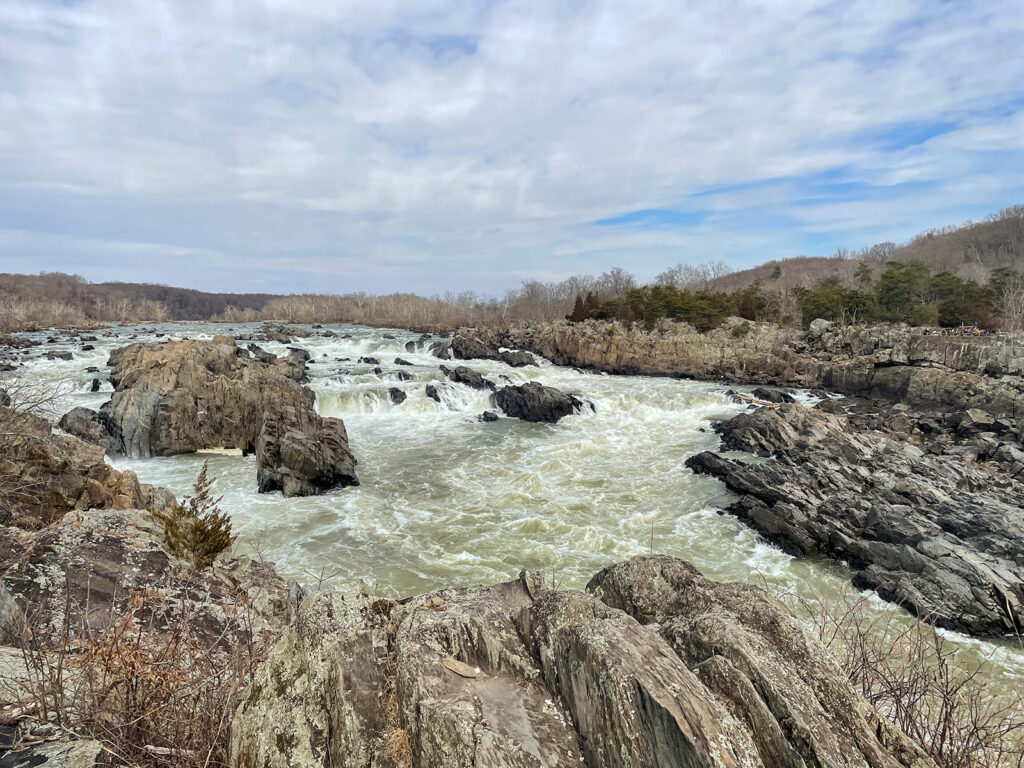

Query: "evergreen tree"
left=567, top=294, right=587, bottom=322
left=154, top=461, right=236, bottom=570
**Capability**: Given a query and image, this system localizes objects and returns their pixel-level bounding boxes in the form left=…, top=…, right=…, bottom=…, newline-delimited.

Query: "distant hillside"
left=713, top=205, right=1024, bottom=293
left=0, top=272, right=276, bottom=330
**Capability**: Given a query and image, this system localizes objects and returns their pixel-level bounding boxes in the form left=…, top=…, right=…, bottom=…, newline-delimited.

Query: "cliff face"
left=460, top=319, right=1024, bottom=418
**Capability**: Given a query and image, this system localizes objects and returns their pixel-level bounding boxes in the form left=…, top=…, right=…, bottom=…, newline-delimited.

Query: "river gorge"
left=12, top=320, right=1024, bottom=689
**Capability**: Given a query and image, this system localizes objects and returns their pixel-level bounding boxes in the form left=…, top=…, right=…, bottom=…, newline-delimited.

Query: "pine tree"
left=567, top=294, right=587, bottom=322
left=154, top=461, right=236, bottom=570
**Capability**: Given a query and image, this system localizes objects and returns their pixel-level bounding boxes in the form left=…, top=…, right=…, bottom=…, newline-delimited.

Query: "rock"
left=80, top=344, right=94, bottom=351
left=89, top=378, right=101, bottom=392
left=382, top=334, right=396, bottom=340
left=101, top=340, right=358, bottom=497
left=394, top=357, right=413, bottom=366
left=404, top=340, right=417, bottom=353
left=57, top=407, right=108, bottom=447
left=685, top=404, right=1024, bottom=636
left=0, top=508, right=292, bottom=652
left=0, top=739, right=102, bottom=767
left=750, top=386, right=796, bottom=403
left=323, top=330, right=337, bottom=338
left=439, top=364, right=495, bottom=390
left=230, top=557, right=935, bottom=768
left=432, top=336, right=498, bottom=361
left=393, top=370, right=414, bottom=381
left=807, top=317, right=834, bottom=338
left=389, top=388, right=407, bottom=405
left=44, top=351, right=72, bottom=361
left=492, top=381, right=587, bottom=423
left=0, top=407, right=172, bottom=530
left=247, top=343, right=276, bottom=365
left=358, top=357, right=380, bottom=365
left=478, top=410, right=499, bottom=422
left=498, top=349, right=537, bottom=367
left=957, top=408, right=995, bottom=436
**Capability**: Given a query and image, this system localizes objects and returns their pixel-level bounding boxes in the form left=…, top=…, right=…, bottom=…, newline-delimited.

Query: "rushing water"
left=11, top=321, right=1024, bottom=683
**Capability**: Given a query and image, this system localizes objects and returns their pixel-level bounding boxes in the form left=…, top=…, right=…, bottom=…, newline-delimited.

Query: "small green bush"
left=155, top=461, right=236, bottom=570
left=731, top=322, right=751, bottom=338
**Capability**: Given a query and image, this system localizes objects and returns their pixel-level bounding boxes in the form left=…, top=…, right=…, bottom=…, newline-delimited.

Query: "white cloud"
left=0, top=0, right=1021, bottom=294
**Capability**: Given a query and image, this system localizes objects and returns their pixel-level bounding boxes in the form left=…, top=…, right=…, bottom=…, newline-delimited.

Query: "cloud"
left=0, top=0, right=1021, bottom=294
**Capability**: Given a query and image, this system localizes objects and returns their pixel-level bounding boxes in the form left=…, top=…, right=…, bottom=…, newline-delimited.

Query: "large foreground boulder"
left=0, top=407, right=172, bottom=530
left=230, top=556, right=934, bottom=768
left=99, top=339, right=358, bottom=497
left=493, top=381, right=589, bottom=423
left=686, top=404, right=1024, bottom=636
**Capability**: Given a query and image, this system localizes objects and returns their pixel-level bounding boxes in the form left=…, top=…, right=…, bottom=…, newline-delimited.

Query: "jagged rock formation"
left=0, top=508, right=292, bottom=649
left=686, top=403, right=1024, bottom=637
left=230, top=556, right=935, bottom=768
left=461, top=319, right=1024, bottom=418
left=97, top=338, right=358, bottom=497
left=0, top=407, right=172, bottom=530
left=492, top=381, right=589, bottom=423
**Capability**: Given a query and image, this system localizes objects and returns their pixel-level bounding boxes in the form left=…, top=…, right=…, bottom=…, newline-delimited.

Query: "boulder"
left=230, top=557, right=935, bottom=768
left=57, top=407, right=108, bottom=447
left=478, top=410, right=499, bottom=422
left=388, top=388, right=407, bottom=405
left=957, top=408, right=996, bottom=436
left=432, top=336, right=498, bottom=361
left=498, top=349, right=537, bottom=367
left=439, top=364, right=495, bottom=390
left=100, top=340, right=358, bottom=497
left=750, top=386, right=796, bottom=404
left=358, top=357, right=380, bottom=365
left=394, top=357, right=413, bottom=366
left=493, top=381, right=587, bottom=423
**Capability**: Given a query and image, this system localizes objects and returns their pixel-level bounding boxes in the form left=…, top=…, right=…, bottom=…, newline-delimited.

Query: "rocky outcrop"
left=492, top=381, right=589, bottom=423
left=465, top=320, right=1024, bottom=418
left=439, top=364, right=495, bottom=390
left=686, top=403, right=1024, bottom=637
left=0, top=508, right=292, bottom=648
left=230, top=556, right=934, bottom=768
left=99, top=339, right=358, bottom=497
left=0, top=407, right=172, bottom=530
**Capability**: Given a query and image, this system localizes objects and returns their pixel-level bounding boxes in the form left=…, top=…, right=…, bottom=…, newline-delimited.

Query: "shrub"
left=784, top=582, right=1024, bottom=768
left=154, top=461, right=236, bottom=570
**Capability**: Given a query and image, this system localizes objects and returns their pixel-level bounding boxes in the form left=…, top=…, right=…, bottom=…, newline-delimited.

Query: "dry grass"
left=2, top=573, right=276, bottom=767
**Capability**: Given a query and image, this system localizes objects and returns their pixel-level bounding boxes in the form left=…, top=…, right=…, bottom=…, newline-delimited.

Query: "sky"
left=0, top=0, right=1022, bottom=296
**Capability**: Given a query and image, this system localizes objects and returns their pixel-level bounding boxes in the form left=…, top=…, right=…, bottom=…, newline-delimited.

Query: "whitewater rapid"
left=12, top=321, right=1024, bottom=682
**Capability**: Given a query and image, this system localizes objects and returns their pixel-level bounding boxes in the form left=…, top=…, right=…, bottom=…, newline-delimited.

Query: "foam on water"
left=13, top=320, right=1024, bottom=681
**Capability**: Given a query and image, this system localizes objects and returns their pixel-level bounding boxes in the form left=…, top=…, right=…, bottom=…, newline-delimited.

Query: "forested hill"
left=0, top=272, right=276, bottom=324
left=710, top=205, right=1024, bottom=293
